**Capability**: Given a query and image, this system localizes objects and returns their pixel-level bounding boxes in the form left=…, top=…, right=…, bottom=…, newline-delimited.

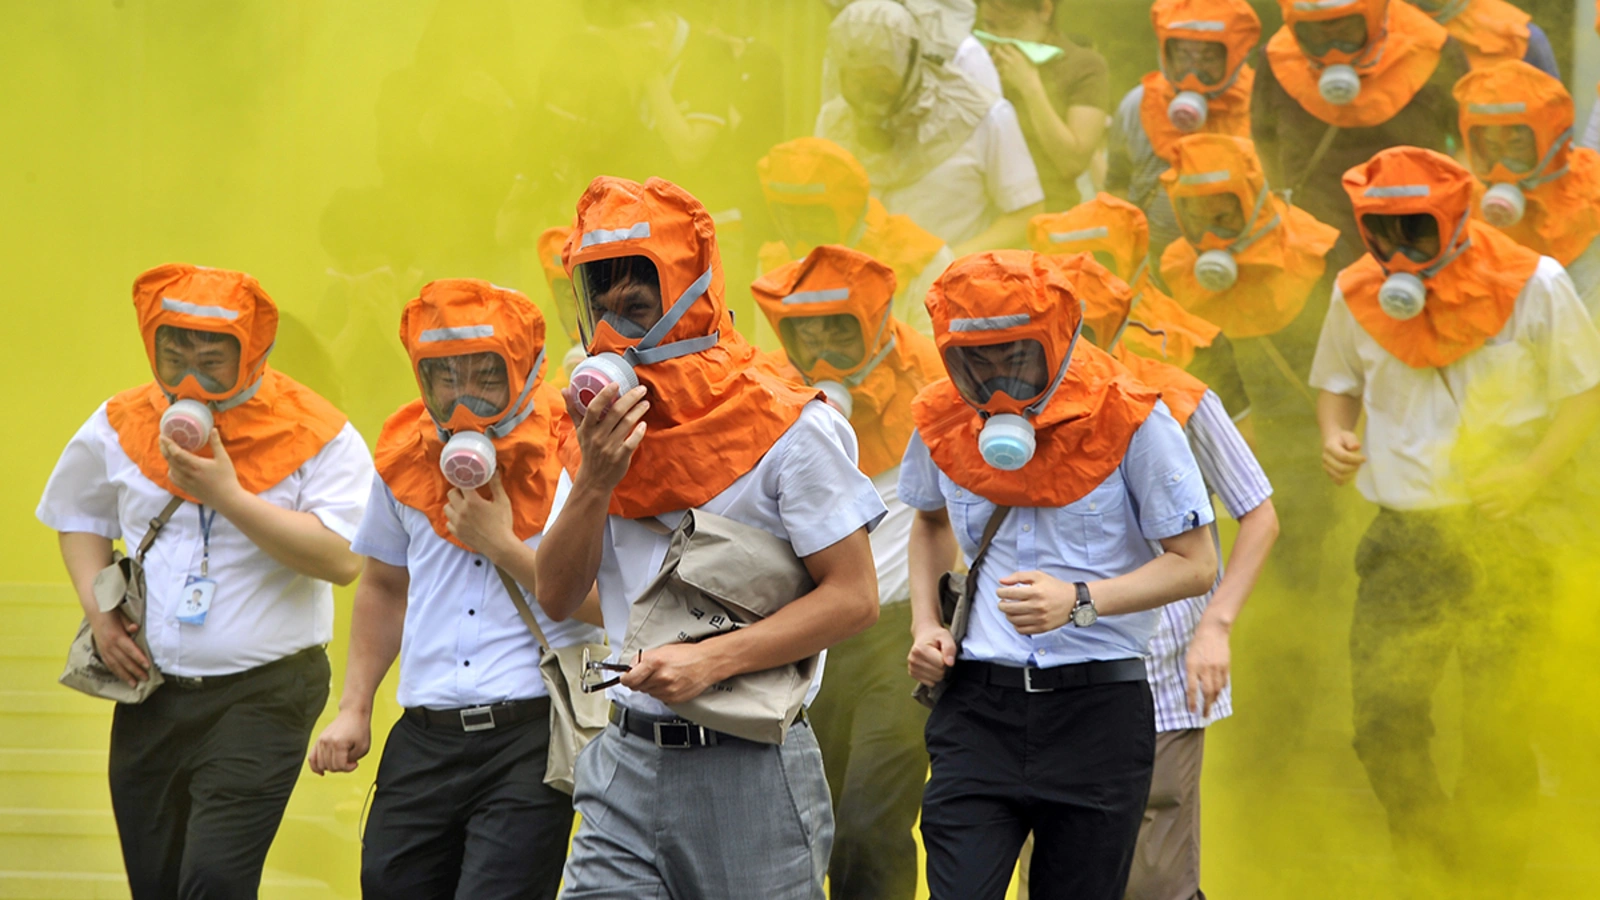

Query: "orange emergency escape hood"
left=1140, top=0, right=1262, bottom=161
left=105, top=264, right=347, bottom=503
left=1159, top=134, right=1341, bottom=338
left=563, top=176, right=819, bottom=519
left=1267, top=0, right=1450, bottom=128
left=1028, top=194, right=1223, bottom=368
left=1339, top=146, right=1540, bottom=368
left=913, top=251, right=1159, bottom=507
left=1455, top=60, right=1600, bottom=266
left=752, top=245, right=943, bottom=478
left=374, top=279, right=566, bottom=551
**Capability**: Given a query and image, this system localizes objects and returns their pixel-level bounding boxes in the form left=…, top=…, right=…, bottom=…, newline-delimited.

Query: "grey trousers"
left=560, top=717, right=833, bottom=899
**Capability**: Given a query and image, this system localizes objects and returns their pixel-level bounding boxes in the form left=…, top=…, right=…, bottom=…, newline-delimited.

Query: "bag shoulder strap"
left=964, top=504, right=1012, bottom=599
left=135, top=496, right=186, bottom=563
left=495, top=565, right=551, bottom=654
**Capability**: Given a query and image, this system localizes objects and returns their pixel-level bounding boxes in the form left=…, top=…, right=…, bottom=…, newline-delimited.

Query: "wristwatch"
left=1070, top=582, right=1098, bottom=628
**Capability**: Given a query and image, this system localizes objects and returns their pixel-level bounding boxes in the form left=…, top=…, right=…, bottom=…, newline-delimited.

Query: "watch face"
left=1072, top=604, right=1098, bottom=628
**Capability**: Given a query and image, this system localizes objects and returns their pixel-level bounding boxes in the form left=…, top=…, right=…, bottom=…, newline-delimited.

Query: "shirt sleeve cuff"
left=1143, top=505, right=1217, bottom=542
left=36, top=510, right=120, bottom=541
left=350, top=537, right=407, bottom=569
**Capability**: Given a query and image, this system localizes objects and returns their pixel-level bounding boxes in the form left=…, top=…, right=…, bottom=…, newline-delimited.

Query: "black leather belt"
left=404, top=697, right=549, bottom=733
left=163, top=645, right=325, bottom=691
left=609, top=705, right=807, bottom=749
left=954, top=658, right=1148, bottom=693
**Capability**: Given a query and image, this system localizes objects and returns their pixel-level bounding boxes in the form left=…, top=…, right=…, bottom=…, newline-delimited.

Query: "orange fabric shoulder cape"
left=913, top=343, right=1160, bottom=507
left=852, top=322, right=945, bottom=478
left=1139, top=67, right=1256, bottom=164
left=375, top=380, right=567, bottom=552
left=1161, top=200, right=1341, bottom=338
left=1266, top=2, right=1450, bottom=128
left=1338, top=220, right=1540, bottom=368
left=1444, top=0, right=1530, bottom=69
left=1115, top=348, right=1209, bottom=428
left=106, top=368, right=347, bottom=504
left=1488, top=147, right=1600, bottom=266
left=1121, top=276, right=1222, bottom=369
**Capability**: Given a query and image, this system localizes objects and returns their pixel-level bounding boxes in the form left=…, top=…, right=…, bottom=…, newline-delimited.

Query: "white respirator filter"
left=1193, top=249, right=1240, bottom=292
left=1168, top=91, right=1209, bottom=133
left=439, top=431, right=497, bottom=490
left=815, top=380, right=854, bottom=420
left=1378, top=272, right=1428, bottom=320
left=160, top=399, right=214, bottom=452
left=569, top=352, right=642, bottom=410
left=977, top=413, right=1037, bottom=471
left=1318, top=64, right=1361, bottom=105
left=1480, top=182, right=1527, bottom=228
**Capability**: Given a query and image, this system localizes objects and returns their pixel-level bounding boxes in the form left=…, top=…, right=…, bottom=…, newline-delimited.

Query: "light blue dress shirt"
left=898, top=400, right=1215, bottom=667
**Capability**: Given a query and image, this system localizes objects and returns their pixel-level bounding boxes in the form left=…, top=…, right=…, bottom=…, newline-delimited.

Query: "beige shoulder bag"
left=60, top=496, right=184, bottom=703
left=493, top=566, right=611, bottom=795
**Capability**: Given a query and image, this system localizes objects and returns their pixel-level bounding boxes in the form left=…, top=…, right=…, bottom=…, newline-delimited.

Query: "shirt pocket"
left=941, top=477, right=995, bottom=549
left=1059, top=479, right=1128, bottom=568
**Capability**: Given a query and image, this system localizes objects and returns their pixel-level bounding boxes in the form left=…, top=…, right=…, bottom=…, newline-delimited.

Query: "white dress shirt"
left=36, top=406, right=373, bottom=677
left=870, top=466, right=915, bottom=606
left=1310, top=256, right=1600, bottom=510
left=350, top=476, right=603, bottom=710
left=547, top=401, right=888, bottom=718
left=897, top=400, right=1216, bottom=667
left=873, top=101, right=1046, bottom=249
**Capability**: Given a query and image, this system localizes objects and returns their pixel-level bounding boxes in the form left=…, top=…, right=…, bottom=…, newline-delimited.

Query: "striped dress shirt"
left=1148, top=390, right=1274, bottom=732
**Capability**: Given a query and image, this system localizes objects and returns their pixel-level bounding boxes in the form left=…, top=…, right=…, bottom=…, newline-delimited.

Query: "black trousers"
left=808, top=600, right=930, bottom=900
left=1349, top=508, right=1550, bottom=894
left=921, top=669, right=1155, bottom=900
left=108, top=647, right=330, bottom=900
left=361, top=701, right=573, bottom=900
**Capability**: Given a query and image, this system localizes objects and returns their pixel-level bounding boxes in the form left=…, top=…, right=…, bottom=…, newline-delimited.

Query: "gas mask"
left=1175, top=184, right=1278, bottom=293
left=944, top=326, right=1081, bottom=471
left=1360, top=209, right=1471, bottom=322
left=160, top=399, right=214, bottom=452
left=1468, top=122, right=1570, bottom=229
left=419, top=349, right=543, bottom=490
left=1168, top=91, right=1210, bottom=132
left=151, top=325, right=257, bottom=452
left=1319, top=64, right=1362, bottom=105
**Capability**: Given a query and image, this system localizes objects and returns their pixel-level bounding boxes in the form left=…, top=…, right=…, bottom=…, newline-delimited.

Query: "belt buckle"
left=460, top=705, right=496, bottom=732
left=1022, top=667, right=1050, bottom=693
left=653, top=720, right=701, bottom=748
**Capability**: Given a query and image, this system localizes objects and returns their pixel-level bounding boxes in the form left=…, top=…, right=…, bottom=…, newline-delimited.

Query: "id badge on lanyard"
left=179, top=505, right=218, bottom=627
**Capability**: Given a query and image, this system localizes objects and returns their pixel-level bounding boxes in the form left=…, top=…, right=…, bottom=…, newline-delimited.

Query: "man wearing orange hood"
left=1455, top=60, right=1600, bottom=315
left=1053, top=253, right=1279, bottom=900
left=307, top=280, right=604, bottom=899
left=751, top=245, right=944, bottom=900
left=1105, top=0, right=1262, bottom=269
left=1159, top=134, right=1341, bottom=592
left=1401, top=0, right=1558, bottom=75
left=533, top=177, right=886, bottom=898
left=1253, top=0, right=1469, bottom=267
left=757, top=136, right=953, bottom=337
left=36, top=265, right=373, bottom=898
left=1028, top=192, right=1252, bottom=422
left=1311, top=147, right=1600, bottom=894
left=901, top=250, right=1218, bottom=899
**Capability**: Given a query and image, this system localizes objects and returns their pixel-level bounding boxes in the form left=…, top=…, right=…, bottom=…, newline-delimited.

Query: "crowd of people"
left=33, top=0, right=1600, bottom=898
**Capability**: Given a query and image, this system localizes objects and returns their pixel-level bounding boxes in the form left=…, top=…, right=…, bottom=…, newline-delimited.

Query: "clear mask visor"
left=1164, top=38, right=1230, bottom=88
left=1292, top=15, right=1368, bottom=58
left=154, top=325, right=242, bottom=395
left=1468, top=124, right=1540, bottom=178
left=1175, top=192, right=1248, bottom=245
left=573, top=255, right=666, bottom=346
left=419, top=351, right=512, bottom=424
left=779, top=313, right=868, bottom=374
left=943, top=339, right=1051, bottom=408
left=1360, top=212, right=1444, bottom=265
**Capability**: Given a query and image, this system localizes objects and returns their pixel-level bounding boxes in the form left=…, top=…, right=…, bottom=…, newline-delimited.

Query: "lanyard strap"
left=197, top=505, right=219, bottom=578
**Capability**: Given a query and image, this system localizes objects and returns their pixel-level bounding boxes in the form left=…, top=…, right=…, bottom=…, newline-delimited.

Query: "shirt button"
left=463, top=660, right=471, bottom=667
left=1089, top=502, right=1098, bottom=511
left=955, top=489, right=964, bottom=498
left=474, top=559, right=483, bottom=567
left=1022, top=524, right=1032, bottom=532
left=468, top=609, right=476, bottom=616
left=1171, top=474, right=1181, bottom=483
